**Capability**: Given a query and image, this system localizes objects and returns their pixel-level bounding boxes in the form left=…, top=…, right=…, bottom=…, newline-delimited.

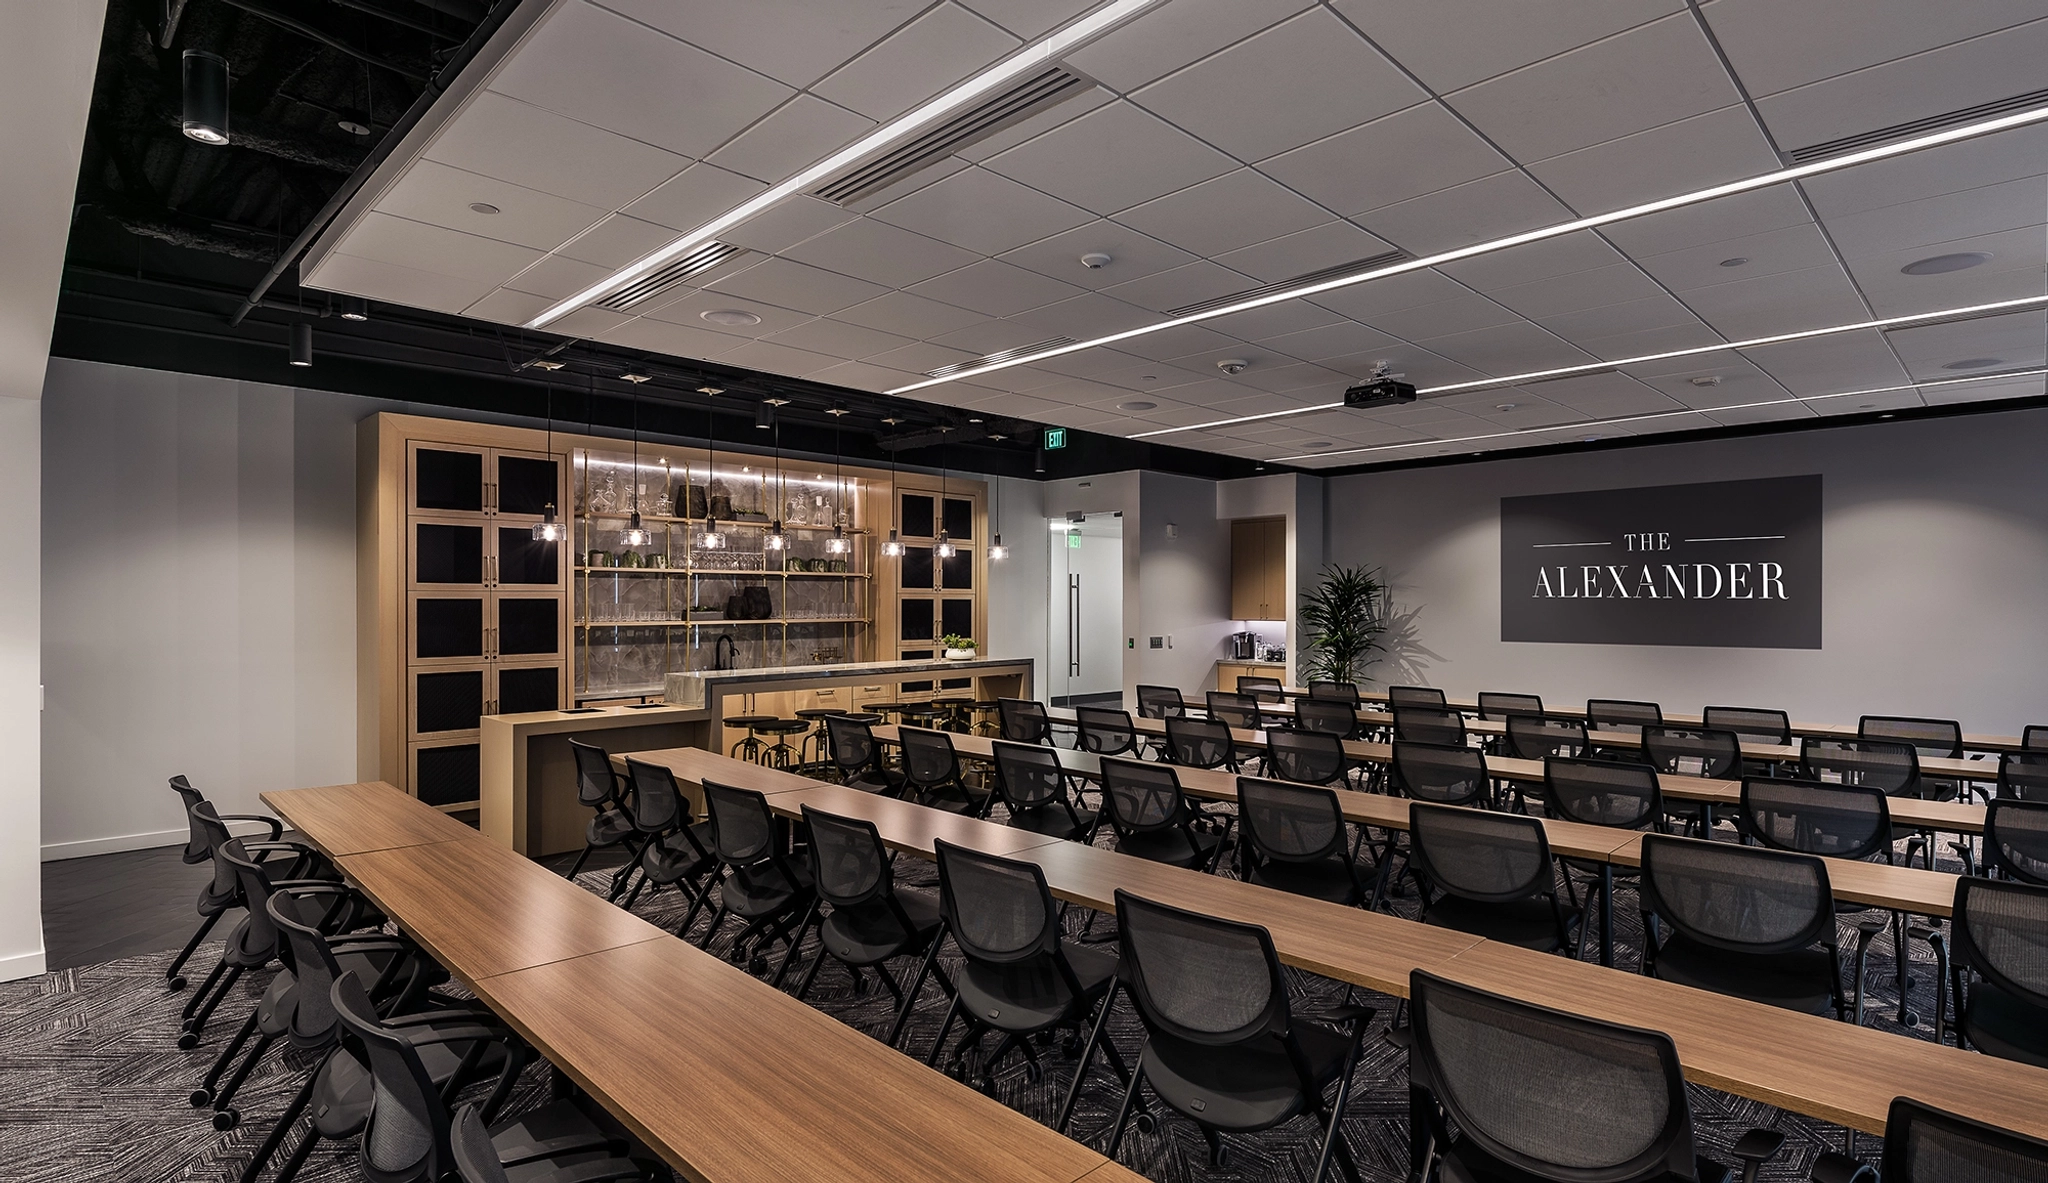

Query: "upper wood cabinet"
left=1230, top=516, right=1287, bottom=621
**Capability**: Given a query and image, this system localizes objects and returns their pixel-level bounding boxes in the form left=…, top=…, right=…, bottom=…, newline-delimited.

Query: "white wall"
left=1133, top=471, right=1233, bottom=699
left=1325, top=409, right=2048, bottom=733
left=982, top=474, right=1049, bottom=693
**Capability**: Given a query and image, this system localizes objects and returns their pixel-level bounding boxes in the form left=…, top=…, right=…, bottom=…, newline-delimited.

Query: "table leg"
left=1600, top=865, right=1615, bottom=969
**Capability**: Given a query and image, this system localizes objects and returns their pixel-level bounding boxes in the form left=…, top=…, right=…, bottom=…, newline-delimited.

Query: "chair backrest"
left=1307, top=680, right=1360, bottom=704
left=1997, top=750, right=2048, bottom=802
left=1544, top=757, right=1661, bottom=830
left=171, top=774, right=211, bottom=863
left=898, top=726, right=960, bottom=789
left=1801, top=736, right=1922, bottom=796
left=268, top=885, right=358, bottom=1048
left=1293, top=697, right=1359, bottom=740
left=1506, top=713, right=1587, bottom=761
left=1639, top=835, right=1833, bottom=956
left=1075, top=706, right=1139, bottom=756
left=826, top=714, right=881, bottom=776
left=1640, top=725, right=1741, bottom=780
left=934, top=839, right=1063, bottom=965
left=1408, top=802, right=1552, bottom=903
left=1163, top=715, right=1236, bottom=770
left=1115, top=889, right=1288, bottom=1045
left=801, top=806, right=893, bottom=909
left=1880, top=1097, right=2048, bottom=1183
left=623, top=757, right=686, bottom=833
left=331, top=970, right=452, bottom=1183
left=1409, top=970, right=1698, bottom=1183
left=188, top=801, right=245, bottom=905
left=1739, top=777, right=1892, bottom=862
left=1476, top=692, right=1543, bottom=722
left=1860, top=714, right=1964, bottom=759
left=1205, top=690, right=1263, bottom=730
left=568, top=739, right=619, bottom=809
left=997, top=697, right=1051, bottom=744
left=1237, top=777, right=1346, bottom=864
left=2026, top=725, right=2048, bottom=752
left=1263, top=727, right=1351, bottom=787
left=1950, top=876, right=2048, bottom=1012
left=1587, top=698, right=1663, bottom=738
left=991, top=740, right=1068, bottom=813
left=219, top=838, right=287, bottom=964
left=1389, top=685, right=1447, bottom=708
left=700, top=780, right=777, bottom=865
left=1100, top=756, right=1190, bottom=833
left=1393, top=703, right=1466, bottom=747
left=1392, top=741, right=1490, bottom=807
left=451, top=1105, right=509, bottom=1183
left=1236, top=674, right=1285, bottom=703
left=1985, top=798, right=2048, bottom=885
left=1134, top=684, right=1186, bottom=720
left=1702, top=705, right=1792, bottom=745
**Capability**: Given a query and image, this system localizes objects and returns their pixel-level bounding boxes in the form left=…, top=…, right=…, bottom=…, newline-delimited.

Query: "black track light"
left=181, top=51, right=230, bottom=145
left=755, top=400, right=774, bottom=429
left=339, top=296, right=370, bottom=321
left=289, top=321, right=313, bottom=367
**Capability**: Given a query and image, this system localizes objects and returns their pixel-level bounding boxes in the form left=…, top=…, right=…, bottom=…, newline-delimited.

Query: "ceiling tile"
left=1111, top=322, right=1247, bottom=361
left=707, top=94, right=874, bottom=183
left=1485, top=262, right=1670, bottom=319
left=1258, top=319, right=1403, bottom=363
left=591, top=0, right=924, bottom=89
left=1526, top=104, right=1782, bottom=215
left=1800, top=124, right=2048, bottom=219
left=833, top=290, right=992, bottom=337
left=714, top=338, right=844, bottom=376
left=862, top=340, right=982, bottom=374
left=801, top=359, right=927, bottom=392
left=926, top=317, right=1058, bottom=355
left=624, top=163, right=768, bottom=233
left=718, top=195, right=860, bottom=255
left=1414, top=320, right=1599, bottom=374
left=1113, top=168, right=1331, bottom=256
left=982, top=100, right=1237, bottom=216
left=377, top=159, right=607, bottom=253
left=705, top=256, right=890, bottom=314
left=1065, top=0, right=1313, bottom=91
left=996, top=219, right=1199, bottom=291
left=953, top=86, right=1116, bottom=163
left=1211, top=221, right=1398, bottom=284
left=1738, top=329, right=1910, bottom=394
left=1011, top=292, right=1161, bottom=339
left=835, top=156, right=975, bottom=214
left=782, top=216, right=983, bottom=288
left=812, top=3, right=1020, bottom=121
left=868, top=166, right=1094, bottom=255
left=1522, top=371, right=1684, bottom=417
left=957, top=0, right=1096, bottom=38
left=1885, top=309, right=2048, bottom=379
left=1101, top=261, right=1255, bottom=313
left=1257, top=103, right=1511, bottom=220
left=1704, top=0, right=2048, bottom=98
left=312, top=252, right=493, bottom=315
left=1754, top=19, right=2048, bottom=150
left=1916, top=372, right=2046, bottom=406
left=500, top=252, right=612, bottom=300
left=1850, top=251, right=2046, bottom=321
left=489, top=1, right=793, bottom=159
left=1530, top=293, right=1706, bottom=343
left=335, top=212, right=542, bottom=285
left=1334, top=0, right=1680, bottom=93
left=1357, top=290, right=1522, bottom=341
left=1673, top=263, right=1871, bottom=338
left=1600, top=183, right=1813, bottom=257
left=424, top=91, right=690, bottom=209
left=459, top=288, right=554, bottom=325
left=1626, top=357, right=1783, bottom=408
left=907, top=257, right=1088, bottom=317
left=1200, top=300, right=1347, bottom=343
left=1130, top=9, right=1424, bottom=162
left=638, top=289, right=813, bottom=336
left=1357, top=170, right=1573, bottom=256
left=1701, top=401, right=1815, bottom=426
left=1566, top=320, right=1727, bottom=361
left=1306, top=268, right=1471, bottom=320
left=554, top=214, right=681, bottom=268
left=545, top=307, right=634, bottom=338
left=1438, top=230, right=1624, bottom=290
left=1822, top=176, right=2048, bottom=260
left=1806, top=387, right=1925, bottom=416
left=596, top=314, right=740, bottom=358
left=1445, top=14, right=1740, bottom=163
left=761, top=316, right=915, bottom=360
left=1633, top=222, right=1841, bottom=291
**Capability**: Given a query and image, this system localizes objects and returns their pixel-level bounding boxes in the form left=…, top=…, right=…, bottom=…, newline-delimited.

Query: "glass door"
left=1046, top=513, right=1124, bottom=707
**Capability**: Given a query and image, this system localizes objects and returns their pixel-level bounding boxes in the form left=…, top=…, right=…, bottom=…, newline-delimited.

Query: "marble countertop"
left=664, top=655, right=1033, bottom=706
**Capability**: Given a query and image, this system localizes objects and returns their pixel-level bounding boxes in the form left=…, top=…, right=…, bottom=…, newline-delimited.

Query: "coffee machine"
left=1230, top=631, right=1258, bottom=660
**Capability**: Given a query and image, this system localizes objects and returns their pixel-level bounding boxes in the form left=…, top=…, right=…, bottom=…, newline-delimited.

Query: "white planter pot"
left=943, top=648, right=977, bottom=661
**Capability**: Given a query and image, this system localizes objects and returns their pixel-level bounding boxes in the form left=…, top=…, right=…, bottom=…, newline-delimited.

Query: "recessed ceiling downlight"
left=702, top=309, right=763, bottom=327
left=1942, top=357, right=2005, bottom=370
left=1117, top=400, right=1157, bottom=411
left=468, top=202, right=500, bottom=215
left=1719, top=257, right=1749, bottom=267
left=1902, top=251, right=1992, bottom=275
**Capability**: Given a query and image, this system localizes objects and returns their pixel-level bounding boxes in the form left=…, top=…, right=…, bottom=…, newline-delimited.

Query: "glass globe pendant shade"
left=880, top=529, right=904, bottom=557
left=825, top=526, right=852, bottom=555
left=697, top=517, right=726, bottom=549
left=531, top=502, right=564, bottom=542
left=621, top=511, right=651, bottom=547
left=988, top=533, right=1008, bottom=561
left=934, top=530, right=956, bottom=559
left=764, top=522, right=789, bottom=550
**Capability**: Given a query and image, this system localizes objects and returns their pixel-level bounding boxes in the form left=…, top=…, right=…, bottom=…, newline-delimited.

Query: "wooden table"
left=262, top=780, right=1143, bottom=1183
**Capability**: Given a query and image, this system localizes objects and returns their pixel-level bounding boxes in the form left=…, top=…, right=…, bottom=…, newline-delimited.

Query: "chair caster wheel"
left=748, top=954, right=768, bottom=975
left=1900, top=1010, right=1922, bottom=1029
left=1025, top=1063, right=1042, bottom=1084
left=167, top=976, right=187, bottom=992
left=1060, top=1035, right=1082, bottom=1057
left=190, top=1088, right=213, bottom=1108
left=213, top=1109, right=240, bottom=1131
left=1134, top=1113, right=1156, bottom=1135
left=177, top=1032, right=199, bottom=1050
left=1211, top=1147, right=1229, bottom=1168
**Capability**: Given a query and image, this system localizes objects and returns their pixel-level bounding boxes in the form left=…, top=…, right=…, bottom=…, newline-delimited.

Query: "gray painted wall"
left=1324, top=408, right=2048, bottom=733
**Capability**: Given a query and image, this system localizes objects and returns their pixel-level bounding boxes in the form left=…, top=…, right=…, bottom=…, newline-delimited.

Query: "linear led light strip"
left=1128, top=292, right=2048, bottom=439
left=1267, top=365, right=2048, bottom=463
left=879, top=101, right=2048, bottom=397
left=525, top=0, right=1166, bottom=329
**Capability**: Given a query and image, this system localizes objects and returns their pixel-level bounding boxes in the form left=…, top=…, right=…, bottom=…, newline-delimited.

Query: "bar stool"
left=724, top=715, right=777, bottom=761
left=754, top=719, right=811, bottom=770
left=795, top=707, right=847, bottom=767
left=861, top=702, right=904, bottom=725
left=930, top=695, right=973, bottom=733
left=970, top=700, right=1001, bottom=736
left=898, top=702, right=945, bottom=729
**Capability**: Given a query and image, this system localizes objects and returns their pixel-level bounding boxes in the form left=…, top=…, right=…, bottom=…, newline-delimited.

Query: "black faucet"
left=713, top=634, right=738, bottom=670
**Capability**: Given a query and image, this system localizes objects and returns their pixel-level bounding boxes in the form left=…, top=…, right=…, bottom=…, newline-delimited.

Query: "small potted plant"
left=939, top=633, right=978, bottom=660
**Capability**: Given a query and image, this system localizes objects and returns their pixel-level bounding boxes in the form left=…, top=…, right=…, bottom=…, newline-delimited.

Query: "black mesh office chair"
left=1545, top=757, right=1663, bottom=960
left=618, top=758, right=717, bottom=924
left=1860, top=715, right=1964, bottom=759
left=1392, top=741, right=1490, bottom=807
left=1265, top=727, right=1352, bottom=787
left=1308, top=681, right=1361, bottom=704
left=1136, top=684, right=1188, bottom=719
left=564, top=739, right=641, bottom=900
left=1099, top=757, right=1229, bottom=871
left=899, top=725, right=990, bottom=816
left=1638, top=835, right=1861, bottom=1019
left=2026, top=725, right=2048, bottom=752
left=1641, top=725, right=1741, bottom=833
left=929, top=840, right=1129, bottom=1130
left=1476, top=692, right=1543, bottom=721
left=1207, top=689, right=1267, bottom=730
left=164, top=775, right=298, bottom=992
left=1804, top=736, right=1934, bottom=867
left=1394, top=703, right=1466, bottom=747
left=1407, top=803, right=1575, bottom=952
left=783, top=806, right=950, bottom=1049
left=451, top=1103, right=644, bottom=1183
left=695, top=781, right=816, bottom=974
left=1238, top=674, right=1286, bottom=702
left=1984, top=799, right=2048, bottom=884
left=1237, top=778, right=1369, bottom=906
left=1408, top=969, right=1781, bottom=1183
left=1588, top=698, right=1663, bottom=760
left=1996, top=750, right=2048, bottom=801
left=998, top=697, right=1054, bottom=745
left=1163, top=714, right=1241, bottom=772
left=1295, top=697, right=1360, bottom=740
left=1105, top=890, right=1373, bottom=1182
left=1389, top=685, right=1447, bottom=708
left=1077, top=705, right=1141, bottom=757
left=1703, top=705, right=1793, bottom=745
left=1810, top=1097, right=2048, bottom=1183
left=1930, top=876, right=2048, bottom=1067
left=825, top=714, right=904, bottom=795
left=990, top=740, right=1096, bottom=841
left=1505, top=714, right=1586, bottom=761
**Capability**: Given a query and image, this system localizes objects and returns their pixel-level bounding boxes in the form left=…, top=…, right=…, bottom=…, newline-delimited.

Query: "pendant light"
left=532, top=378, right=565, bottom=542
left=934, top=463, right=955, bottom=558
left=988, top=468, right=1007, bottom=561
left=764, top=415, right=788, bottom=551
left=621, top=393, right=651, bottom=546
left=181, top=50, right=230, bottom=145
left=825, top=412, right=852, bottom=555
left=697, top=401, right=726, bottom=550
left=880, top=439, right=904, bottom=557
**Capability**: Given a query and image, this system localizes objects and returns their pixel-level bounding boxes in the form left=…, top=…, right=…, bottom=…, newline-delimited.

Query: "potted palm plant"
left=1299, top=565, right=1388, bottom=685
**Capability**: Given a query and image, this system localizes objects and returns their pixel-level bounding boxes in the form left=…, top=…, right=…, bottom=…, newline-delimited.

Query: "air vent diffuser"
left=924, top=337, right=1076, bottom=380
left=1164, top=250, right=1410, bottom=318
left=596, top=242, right=746, bottom=312
left=1788, top=87, right=2048, bottom=162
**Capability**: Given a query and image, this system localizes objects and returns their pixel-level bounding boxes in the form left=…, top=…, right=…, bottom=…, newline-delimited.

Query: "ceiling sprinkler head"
left=1689, top=375, right=1722, bottom=387
left=1217, top=358, right=1250, bottom=375
left=1079, top=252, right=1113, bottom=269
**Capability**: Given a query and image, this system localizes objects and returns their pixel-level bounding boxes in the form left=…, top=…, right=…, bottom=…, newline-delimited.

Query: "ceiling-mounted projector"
left=1344, top=378, right=1417, bottom=408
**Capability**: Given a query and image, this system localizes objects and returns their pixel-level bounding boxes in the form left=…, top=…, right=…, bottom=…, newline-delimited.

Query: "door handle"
left=1067, top=574, right=1081, bottom=678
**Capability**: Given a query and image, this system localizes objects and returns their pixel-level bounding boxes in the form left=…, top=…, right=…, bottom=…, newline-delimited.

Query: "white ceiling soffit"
left=301, top=0, right=2048, bottom=467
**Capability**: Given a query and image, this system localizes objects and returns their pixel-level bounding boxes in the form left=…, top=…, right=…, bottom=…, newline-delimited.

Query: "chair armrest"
left=382, top=1005, right=492, bottom=1029
left=1810, top=1152, right=1876, bottom=1183
left=1319, top=1003, right=1376, bottom=1030
left=214, top=814, right=286, bottom=839
left=1381, top=1026, right=1413, bottom=1050
left=1731, top=1128, right=1786, bottom=1165
left=400, top=1023, right=514, bottom=1049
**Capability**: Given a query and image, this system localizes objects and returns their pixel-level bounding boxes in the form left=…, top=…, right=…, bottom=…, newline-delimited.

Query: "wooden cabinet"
left=1216, top=661, right=1287, bottom=692
left=1230, top=516, right=1287, bottom=621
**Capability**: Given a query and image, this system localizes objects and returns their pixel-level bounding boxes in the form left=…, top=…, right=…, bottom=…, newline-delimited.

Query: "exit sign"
left=1043, top=427, right=1067, bottom=449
